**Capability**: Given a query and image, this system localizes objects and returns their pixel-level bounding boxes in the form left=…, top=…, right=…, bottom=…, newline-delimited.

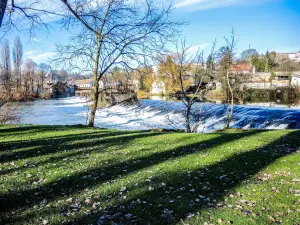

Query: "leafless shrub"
left=0, top=95, right=20, bottom=124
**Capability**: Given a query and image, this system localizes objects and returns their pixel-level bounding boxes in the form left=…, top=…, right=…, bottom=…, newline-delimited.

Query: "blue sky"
left=3, top=0, right=300, bottom=66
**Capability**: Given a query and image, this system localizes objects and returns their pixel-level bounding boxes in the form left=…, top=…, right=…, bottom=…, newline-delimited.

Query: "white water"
left=19, top=97, right=300, bottom=132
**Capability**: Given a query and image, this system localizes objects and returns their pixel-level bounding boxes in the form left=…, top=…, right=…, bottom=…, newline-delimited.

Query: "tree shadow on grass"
left=69, top=130, right=300, bottom=225
left=0, top=129, right=263, bottom=220
left=0, top=125, right=82, bottom=137
left=0, top=131, right=163, bottom=176
left=0, top=127, right=159, bottom=162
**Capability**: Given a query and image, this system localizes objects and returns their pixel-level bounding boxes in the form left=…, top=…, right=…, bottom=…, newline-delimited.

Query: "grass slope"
left=0, top=125, right=299, bottom=225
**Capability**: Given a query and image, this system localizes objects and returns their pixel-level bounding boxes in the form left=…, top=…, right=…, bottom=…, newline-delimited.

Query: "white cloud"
left=30, top=37, right=40, bottom=43
left=174, top=0, right=274, bottom=10
left=24, top=51, right=55, bottom=64
left=188, top=43, right=210, bottom=53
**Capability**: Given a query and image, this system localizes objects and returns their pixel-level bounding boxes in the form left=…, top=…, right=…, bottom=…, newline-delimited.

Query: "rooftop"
left=230, top=63, right=253, bottom=72
left=74, top=79, right=93, bottom=85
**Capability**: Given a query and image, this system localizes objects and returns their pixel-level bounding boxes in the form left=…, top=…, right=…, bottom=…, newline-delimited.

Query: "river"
left=18, top=97, right=300, bottom=132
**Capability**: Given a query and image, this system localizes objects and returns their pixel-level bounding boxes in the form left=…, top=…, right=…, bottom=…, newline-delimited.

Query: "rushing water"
left=18, top=97, right=300, bottom=132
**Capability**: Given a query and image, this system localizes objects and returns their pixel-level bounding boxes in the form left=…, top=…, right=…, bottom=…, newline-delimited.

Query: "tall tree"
left=173, top=39, right=216, bottom=133
left=250, top=55, right=265, bottom=72
left=240, top=48, right=259, bottom=62
left=0, top=39, right=11, bottom=92
left=23, top=58, right=35, bottom=93
left=55, top=0, right=181, bottom=127
left=12, top=36, right=23, bottom=89
left=158, top=54, right=182, bottom=93
left=219, top=30, right=237, bottom=129
left=0, top=0, right=8, bottom=27
left=133, top=66, right=154, bottom=91
left=264, top=57, right=269, bottom=72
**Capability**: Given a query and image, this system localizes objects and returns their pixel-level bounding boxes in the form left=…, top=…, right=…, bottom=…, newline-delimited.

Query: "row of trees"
left=240, top=49, right=300, bottom=73
left=0, top=36, right=35, bottom=94
left=0, top=36, right=71, bottom=99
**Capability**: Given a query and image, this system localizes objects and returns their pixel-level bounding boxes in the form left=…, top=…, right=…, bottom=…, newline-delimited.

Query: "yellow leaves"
left=256, top=173, right=272, bottom=182
left=157, top=54, right=194, bottom=93
left=267, top=215, right=276, bottom=223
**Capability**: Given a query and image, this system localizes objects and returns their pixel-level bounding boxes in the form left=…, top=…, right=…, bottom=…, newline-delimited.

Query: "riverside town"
left=0, top=1, right=299, bottom=225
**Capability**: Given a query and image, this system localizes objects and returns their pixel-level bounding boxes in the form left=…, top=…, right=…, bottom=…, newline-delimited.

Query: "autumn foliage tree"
left=158, top=54, right=190, bottom=93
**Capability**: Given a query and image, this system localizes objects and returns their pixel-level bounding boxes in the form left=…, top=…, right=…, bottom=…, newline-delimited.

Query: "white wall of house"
left=292, top=76, right=300, bottom=87
left=278, top=51, right=300, bottom=62
left=79, top=84, right=90, bottom=88
left=151, top=80, right=166, bottom=94
left=99, top=80, right=105, bottom=89
left=132, top=80, right=139, bottom=91
left=245, top=82, right=272, bottom=89
left=76, top=80, right=105, bottom=89
left=288, top=52, right=300, bottom=62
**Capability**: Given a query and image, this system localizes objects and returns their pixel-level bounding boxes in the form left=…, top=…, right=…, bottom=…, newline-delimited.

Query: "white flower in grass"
left=148, top=186, right=154, bottom=191
left=120, top=187, right=126, bottom=192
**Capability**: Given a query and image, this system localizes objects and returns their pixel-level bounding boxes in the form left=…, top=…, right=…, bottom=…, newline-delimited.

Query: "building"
left=74, top=79, right=105, bottom=90
left=230, top=63, right=256, bottom=74
left=246, top=72, right=292, bottom=89
left=277, top=51, right=300, bottom=62
left=151, top=80, right=166, bottom=95
left=291, top=72, right=300, bottom=87
left=74, top=79, right=94, bottom=89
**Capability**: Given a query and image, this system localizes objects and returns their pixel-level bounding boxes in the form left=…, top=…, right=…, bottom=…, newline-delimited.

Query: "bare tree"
left=0, top=0, right=8, bottom=27
left=174, top=39, right=216, bottom=133
left=23, top=58, right=36, bottom=94
left=218, top=30, right=237, bottom=129
left=0, top=96, right=19, bottom=123
left=0, top=0, right=67, bottom=39
left=36, top=68, right=45, bottom=94
left=0, top=39, right=11, bottom=92
left=54, top=0, right=182, bottom=127
left=12, top=35, right=22, bottom=89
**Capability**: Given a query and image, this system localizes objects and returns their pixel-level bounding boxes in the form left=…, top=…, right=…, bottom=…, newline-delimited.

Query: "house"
left=246, top=72, right=295, bottom=89
left=74, top=79, right=94, bottom=89
left=74, top=79, right=105, bottom=90
left=291, top=72, right=300, bottom=87
left=230, top=63, right=256, bottom=74
left=151, top=80, right=166, bottom=95
left=131, top=79, right=139, bottom=91
left=277, top=51, right=300, bottom=62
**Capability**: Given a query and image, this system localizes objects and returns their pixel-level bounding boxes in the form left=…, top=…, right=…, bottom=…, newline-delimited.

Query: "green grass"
left=0, top=125, right=299, bottom=225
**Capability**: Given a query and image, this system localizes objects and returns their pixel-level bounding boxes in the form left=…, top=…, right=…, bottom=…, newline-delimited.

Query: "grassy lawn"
left=0, top=125, right=299, bottom=225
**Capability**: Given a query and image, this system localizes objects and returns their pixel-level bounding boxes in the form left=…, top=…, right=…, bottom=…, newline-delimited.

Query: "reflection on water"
left=20, top=98, right=90, bottom=126
left=149, top=95, right=168, bottom=101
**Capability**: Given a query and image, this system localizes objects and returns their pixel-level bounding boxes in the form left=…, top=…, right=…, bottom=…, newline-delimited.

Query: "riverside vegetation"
left=0, top=125, right=299, bottom=225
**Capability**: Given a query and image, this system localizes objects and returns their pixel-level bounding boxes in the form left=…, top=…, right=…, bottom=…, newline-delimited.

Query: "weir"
left=17, top=97, right=300, bottom=132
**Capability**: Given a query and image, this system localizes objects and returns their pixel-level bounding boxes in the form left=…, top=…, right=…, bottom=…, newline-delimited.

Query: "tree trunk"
left=88, top=83, right=99, bottom=126
left=0, top=0, right=8, bottom=27
left=88, top=37, right=101, bottom=127
left=225, top=71, right=234, bottom=129
left=185, top=103, right=192, bottom=133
